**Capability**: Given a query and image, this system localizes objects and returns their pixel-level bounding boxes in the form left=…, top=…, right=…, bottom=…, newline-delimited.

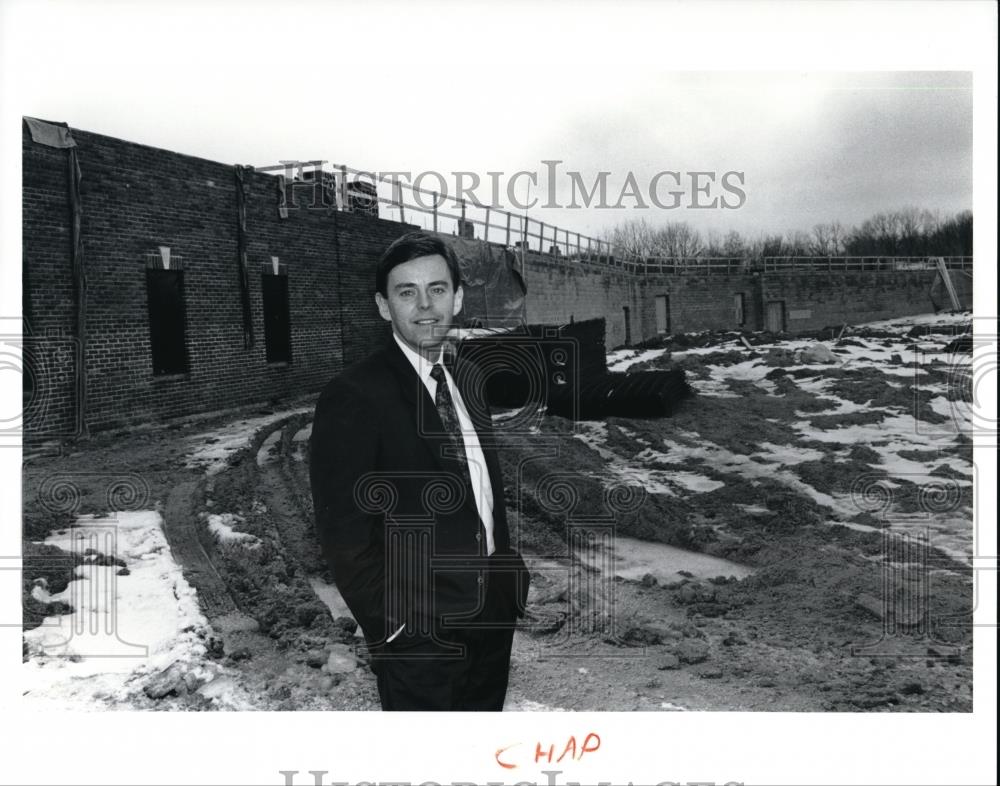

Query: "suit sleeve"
left=308, top=378, right=392, bottom=642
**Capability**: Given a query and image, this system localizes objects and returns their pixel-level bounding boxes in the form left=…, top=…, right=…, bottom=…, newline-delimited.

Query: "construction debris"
left=546, top=369, right=691, bottom=419
left=797, top=343, right=839, bottom=364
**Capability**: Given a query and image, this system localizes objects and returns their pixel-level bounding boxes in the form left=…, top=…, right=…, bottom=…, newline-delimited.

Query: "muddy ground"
left=22, top=316, right=974, bottom=711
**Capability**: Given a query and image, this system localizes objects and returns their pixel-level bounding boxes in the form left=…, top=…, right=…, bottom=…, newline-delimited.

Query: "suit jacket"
left=309, top=335, right=529, bottom=647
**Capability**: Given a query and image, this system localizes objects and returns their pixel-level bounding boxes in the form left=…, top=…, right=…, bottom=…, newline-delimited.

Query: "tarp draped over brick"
left=24, top=117, right=77, bottom=149
left=444, top=236, right=527, bottom=328
left=234, top=165, right=256, bottom=349
left=276, top=173, right=289, bottom=219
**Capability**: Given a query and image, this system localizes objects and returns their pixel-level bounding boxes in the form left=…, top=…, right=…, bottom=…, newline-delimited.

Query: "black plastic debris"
left=460, top=317, right=608, bottom=409
left=546, top=369, right=691, bottom=419
left=460, top=317, right=690, bottom=420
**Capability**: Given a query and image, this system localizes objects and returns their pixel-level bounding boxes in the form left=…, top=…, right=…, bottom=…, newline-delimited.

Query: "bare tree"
left=602, top=217, right=658, bottom=259
left=657, top=222, right=703, bottom=260
left=602, top=208, right=970, bottom=262
left=785, top=230, right=812, bottom=256
left=722, top=230, right=746, bottom=257
left=810, top=221, right=846, bottom=255
left=703, top=229, right=724, bottom=257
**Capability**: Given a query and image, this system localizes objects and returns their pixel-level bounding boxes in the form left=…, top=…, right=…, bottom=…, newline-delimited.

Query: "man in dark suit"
left=309, top=231, right=529, bottom=711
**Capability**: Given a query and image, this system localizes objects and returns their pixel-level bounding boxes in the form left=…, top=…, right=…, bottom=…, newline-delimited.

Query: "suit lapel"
left=383, top=336, right=457, bottom=475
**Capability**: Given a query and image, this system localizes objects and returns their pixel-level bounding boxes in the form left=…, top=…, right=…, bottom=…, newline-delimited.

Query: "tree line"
left=602, top=208, right=972, bottom=260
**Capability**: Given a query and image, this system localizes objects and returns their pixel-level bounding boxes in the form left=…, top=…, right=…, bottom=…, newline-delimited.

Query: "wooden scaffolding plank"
left=935, top=257, right=962, bottom=310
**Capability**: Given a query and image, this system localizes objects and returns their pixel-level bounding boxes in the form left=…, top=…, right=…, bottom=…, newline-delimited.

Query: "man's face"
left=375, top=254, right=464, bottom=361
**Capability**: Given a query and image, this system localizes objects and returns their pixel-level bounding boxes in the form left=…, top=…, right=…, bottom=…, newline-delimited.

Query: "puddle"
left=575, top=533, right=752, bottom=583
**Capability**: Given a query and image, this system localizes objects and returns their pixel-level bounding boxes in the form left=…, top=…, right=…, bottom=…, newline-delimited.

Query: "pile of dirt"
left=498, top=421, right=717, bottom=551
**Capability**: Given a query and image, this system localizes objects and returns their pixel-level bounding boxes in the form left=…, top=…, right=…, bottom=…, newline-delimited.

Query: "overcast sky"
left=1, top=3, right=977, bottom=243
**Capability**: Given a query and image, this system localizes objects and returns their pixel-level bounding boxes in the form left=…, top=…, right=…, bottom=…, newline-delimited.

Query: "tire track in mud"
left=269, top=419, right=360, bottom=621
left=258, top=424, right=323, bottom=573
left=162, top=478, right=239, bottom=618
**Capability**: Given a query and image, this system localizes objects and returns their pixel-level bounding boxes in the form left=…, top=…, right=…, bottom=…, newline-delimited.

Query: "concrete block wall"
left=522, top=252, right=643, bottom=349
left=641, top=274, right=761, bottom=338
left=759, top=270, right=972, bottom=331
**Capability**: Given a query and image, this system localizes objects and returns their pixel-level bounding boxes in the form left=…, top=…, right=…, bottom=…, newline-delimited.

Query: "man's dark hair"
left=375, top=231, right=462, bottom=297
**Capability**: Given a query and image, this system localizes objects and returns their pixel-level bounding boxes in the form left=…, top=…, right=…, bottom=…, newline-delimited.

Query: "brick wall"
left=22, top=130, right=80, bottom=438
left=23, top=123, right=411, bottom=437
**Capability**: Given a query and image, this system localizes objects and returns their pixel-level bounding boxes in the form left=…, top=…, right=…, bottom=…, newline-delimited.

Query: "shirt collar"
left=392, top=331, right=446, bottom=386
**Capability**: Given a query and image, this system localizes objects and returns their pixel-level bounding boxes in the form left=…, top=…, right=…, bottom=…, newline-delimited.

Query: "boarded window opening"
left=262, top=273, right=292, bottom=363
left=765, top=300, right=786, bottom=333
left=146, top=269, right=189, bottom=375
left=655, top=294, right=670, bottom=334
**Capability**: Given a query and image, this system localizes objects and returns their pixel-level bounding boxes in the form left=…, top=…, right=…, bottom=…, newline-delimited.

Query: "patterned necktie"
left=430, top=363, right=471, bottom=488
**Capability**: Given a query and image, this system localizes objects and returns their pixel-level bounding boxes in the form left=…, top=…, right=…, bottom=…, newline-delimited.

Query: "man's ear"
left=375, top=292, right=391, bottom=322
left=452, top=284, right=464, bottom=315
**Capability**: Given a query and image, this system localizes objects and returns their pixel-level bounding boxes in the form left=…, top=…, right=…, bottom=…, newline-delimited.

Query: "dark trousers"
left=371, top=573, right=516, bottom=711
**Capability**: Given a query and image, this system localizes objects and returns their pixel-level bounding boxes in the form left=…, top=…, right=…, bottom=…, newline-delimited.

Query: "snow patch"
left=505, top=698, right=568, bottom=711
left=184, top=407, right=312, bottom=476
left=607, top=348, right=669, bottom=373
left=203, top=512, right=262, bottom=549
left=753, top=441, right=826, bottom=465
left=256, top=429, right=283, bottom=468
left=859, top=312, right=971, bottom=333
left=23, top=511, right=247, bottom=709
left=688, top=378, right=740, bottom=398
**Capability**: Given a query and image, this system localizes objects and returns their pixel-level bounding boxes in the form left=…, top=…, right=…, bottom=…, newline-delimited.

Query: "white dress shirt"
left=387, top=332, right=495, bottom=641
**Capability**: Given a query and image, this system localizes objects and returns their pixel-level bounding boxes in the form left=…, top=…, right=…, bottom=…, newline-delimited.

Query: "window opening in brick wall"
left=146, top=269, right=190, bottom=375
left=262, top=272, right=292, bottom=363
left=734, top=292, right=746, bottom=326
